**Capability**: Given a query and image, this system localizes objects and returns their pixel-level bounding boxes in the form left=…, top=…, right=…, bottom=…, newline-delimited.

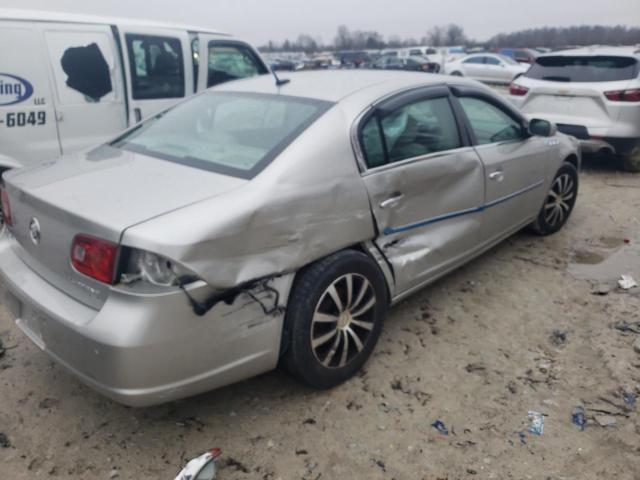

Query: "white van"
left=0, top=9, right=269, bottom=170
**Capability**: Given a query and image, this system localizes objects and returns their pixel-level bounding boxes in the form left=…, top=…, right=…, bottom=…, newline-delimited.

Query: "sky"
left=5, top=0, right=640, bottom=45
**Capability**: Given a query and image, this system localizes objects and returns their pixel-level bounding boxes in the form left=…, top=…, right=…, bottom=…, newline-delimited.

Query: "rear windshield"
left=525, top=55, right=639, bottom=82
left=112, top=92, right=332, bottom=179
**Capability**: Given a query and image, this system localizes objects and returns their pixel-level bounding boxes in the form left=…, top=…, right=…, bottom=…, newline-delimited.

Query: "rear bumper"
left=0, top=228, right=291, bottom=406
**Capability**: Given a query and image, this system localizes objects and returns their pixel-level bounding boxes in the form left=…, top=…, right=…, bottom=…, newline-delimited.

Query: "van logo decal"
left=0, top=73, right=34, bottom=106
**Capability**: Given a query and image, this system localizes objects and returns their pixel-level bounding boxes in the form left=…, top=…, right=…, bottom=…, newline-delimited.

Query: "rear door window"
left=207, top=43, right=267, bottom=87
left=125, top=34, right=185, bottom=99
left=525, top=55, right=639, bottom=82
left=360, top=96, right=461, bottom=167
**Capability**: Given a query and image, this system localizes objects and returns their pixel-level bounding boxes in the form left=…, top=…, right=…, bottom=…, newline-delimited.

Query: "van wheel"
left=619, top=151, right=640, bottom=172
left=451, top=71, right=463, bottom=76
left=529, top=162, right=578, bottom=236
left=282, top=250, right=387, bottom=389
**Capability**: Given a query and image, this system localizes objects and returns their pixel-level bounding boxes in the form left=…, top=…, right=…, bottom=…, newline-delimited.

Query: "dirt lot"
left=1, top=155, right=639, bottom=480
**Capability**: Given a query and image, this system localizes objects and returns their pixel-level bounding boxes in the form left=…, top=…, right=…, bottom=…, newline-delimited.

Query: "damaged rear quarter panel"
left=120, top=106, right=376, bottom=289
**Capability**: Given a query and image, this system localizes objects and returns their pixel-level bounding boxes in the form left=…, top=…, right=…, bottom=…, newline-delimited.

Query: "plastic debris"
left=527, top=411, right=544, bottom=435
left=431, top=420, right=449, bottom=435
left=550, top=330, right=568, bottom=346
left=623, top=392, right=637, bottom=407
left=518, top=431, right=527, bottom=445
left=174, top=448, right=222, bottom=480
left=618, top=274, right=638, bottom=290
left=571, top=406, right=586, bottom=431
left=613, top=321, right=640, bottom=334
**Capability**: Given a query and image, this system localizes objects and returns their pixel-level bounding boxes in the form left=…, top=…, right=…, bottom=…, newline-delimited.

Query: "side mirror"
left=528, top=118, right=556, bottom=137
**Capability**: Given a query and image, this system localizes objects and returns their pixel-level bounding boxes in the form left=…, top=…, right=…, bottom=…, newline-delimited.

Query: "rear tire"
left=282, top=250, right=388, bottom=389
left=451, top=71, right=463, bottom=76
left=529, top=162, right=578, bottom=236
left=619, top=151, right=640, bottom=172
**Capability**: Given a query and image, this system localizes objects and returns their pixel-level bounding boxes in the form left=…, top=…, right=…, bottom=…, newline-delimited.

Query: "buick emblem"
left=29, top=217, right=41, bottom=245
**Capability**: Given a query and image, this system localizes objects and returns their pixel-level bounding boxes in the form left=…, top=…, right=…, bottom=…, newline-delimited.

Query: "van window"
left=45, top=31, right=117, bottom=104
left=525, top=55, right=639, bottom=82
left=125, top=34, right=185, bottom=99
left=207, top=42, right=267, bottom=87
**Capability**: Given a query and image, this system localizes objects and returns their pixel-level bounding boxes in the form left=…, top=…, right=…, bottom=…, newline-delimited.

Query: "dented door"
left=357, top=88, right=485, bottom=296
left=43, top=24, right=127, bottom=155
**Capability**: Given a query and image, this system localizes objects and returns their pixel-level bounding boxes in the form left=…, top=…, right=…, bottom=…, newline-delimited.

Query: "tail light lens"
left=71, top=234, right=118, bottom=284
left=1, top=188, right=12, bottom=227
left=604, top=89, right=640, bottom=102
left=509, top=83, right=529, bottom=96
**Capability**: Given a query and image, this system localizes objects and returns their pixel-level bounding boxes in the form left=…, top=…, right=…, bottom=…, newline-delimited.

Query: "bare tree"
left=425, top=25, right=446, bottom=46
left=335, top=25, right=352, bottom=50
left=445, top=24, right=467, bottom=45
left=488, top=25, right=640, bottom=48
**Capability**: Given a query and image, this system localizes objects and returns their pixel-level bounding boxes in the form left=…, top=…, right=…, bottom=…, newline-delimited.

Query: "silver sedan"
left=0, top=71, right=580, bottom=406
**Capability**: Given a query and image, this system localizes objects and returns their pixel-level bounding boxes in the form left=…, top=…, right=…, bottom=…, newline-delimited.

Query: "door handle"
left=134, top=108, right=142, bottom=123
left=489, top=171, right=504, bottom=182
left=380, top=192, right=404, bottom=209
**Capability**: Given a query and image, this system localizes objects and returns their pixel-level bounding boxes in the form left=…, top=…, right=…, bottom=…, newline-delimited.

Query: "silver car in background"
left=0, top=71, right=580, bottom=406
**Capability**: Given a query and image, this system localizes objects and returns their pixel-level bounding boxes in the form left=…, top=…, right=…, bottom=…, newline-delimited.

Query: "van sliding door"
left=43, top=24, right=127, bottom=155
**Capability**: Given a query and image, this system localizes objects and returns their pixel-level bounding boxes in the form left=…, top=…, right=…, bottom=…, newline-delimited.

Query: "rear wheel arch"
left=280, top=248, right=389, bottom=388
left=280, top=248, right=393, bottom=348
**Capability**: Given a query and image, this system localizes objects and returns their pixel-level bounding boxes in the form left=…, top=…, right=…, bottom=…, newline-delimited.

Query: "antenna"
left=271, top=68, right=290, bottom=87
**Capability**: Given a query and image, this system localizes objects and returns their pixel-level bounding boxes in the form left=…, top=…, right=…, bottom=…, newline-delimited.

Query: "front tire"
left=529, top=162, right=578, bottom=235
left=451, top=71, right=463, bottom=76
left=282, top=250, right=388, bottom=389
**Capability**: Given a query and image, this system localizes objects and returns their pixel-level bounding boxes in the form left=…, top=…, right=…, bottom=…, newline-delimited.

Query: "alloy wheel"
left=310, top=273, right=377, bottom=369
left=544, top=173, right=575, bottom=227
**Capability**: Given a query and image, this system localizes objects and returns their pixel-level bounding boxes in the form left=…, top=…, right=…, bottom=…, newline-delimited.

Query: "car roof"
left=0, top=8, right=228, bottom=36
left=216, top=70, right=479, bottom=103
left=541, top=46, right=640, bottom=58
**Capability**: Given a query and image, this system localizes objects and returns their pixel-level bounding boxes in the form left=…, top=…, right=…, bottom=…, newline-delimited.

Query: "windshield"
left=525, top=55, right=639, bottom=82
left=112, top=92, right=332, bottom=179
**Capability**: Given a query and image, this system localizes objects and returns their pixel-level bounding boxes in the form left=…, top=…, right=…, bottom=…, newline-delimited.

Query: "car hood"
left=5, top=145, right=247, bottom=242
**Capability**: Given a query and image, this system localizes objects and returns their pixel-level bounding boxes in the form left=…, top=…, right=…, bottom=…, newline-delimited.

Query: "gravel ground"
left=1, top=154, right=639, bottom=480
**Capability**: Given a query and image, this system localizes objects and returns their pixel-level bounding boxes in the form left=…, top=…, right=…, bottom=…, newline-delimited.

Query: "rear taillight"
left=1, top=188, right=12, bottom=227
left=509, top=83, right=529, bottom=96
left=604, top=89, right=640, bottom=102
left=71, top=234, right=118, bottom=284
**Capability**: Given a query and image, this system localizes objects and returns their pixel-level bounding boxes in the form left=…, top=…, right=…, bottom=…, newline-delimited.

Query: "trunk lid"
left=3, top=146, right=246, bottom=309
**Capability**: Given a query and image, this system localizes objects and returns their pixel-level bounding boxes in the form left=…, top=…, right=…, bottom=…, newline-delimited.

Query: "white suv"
left=509, top=47, right=640, bottom=171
